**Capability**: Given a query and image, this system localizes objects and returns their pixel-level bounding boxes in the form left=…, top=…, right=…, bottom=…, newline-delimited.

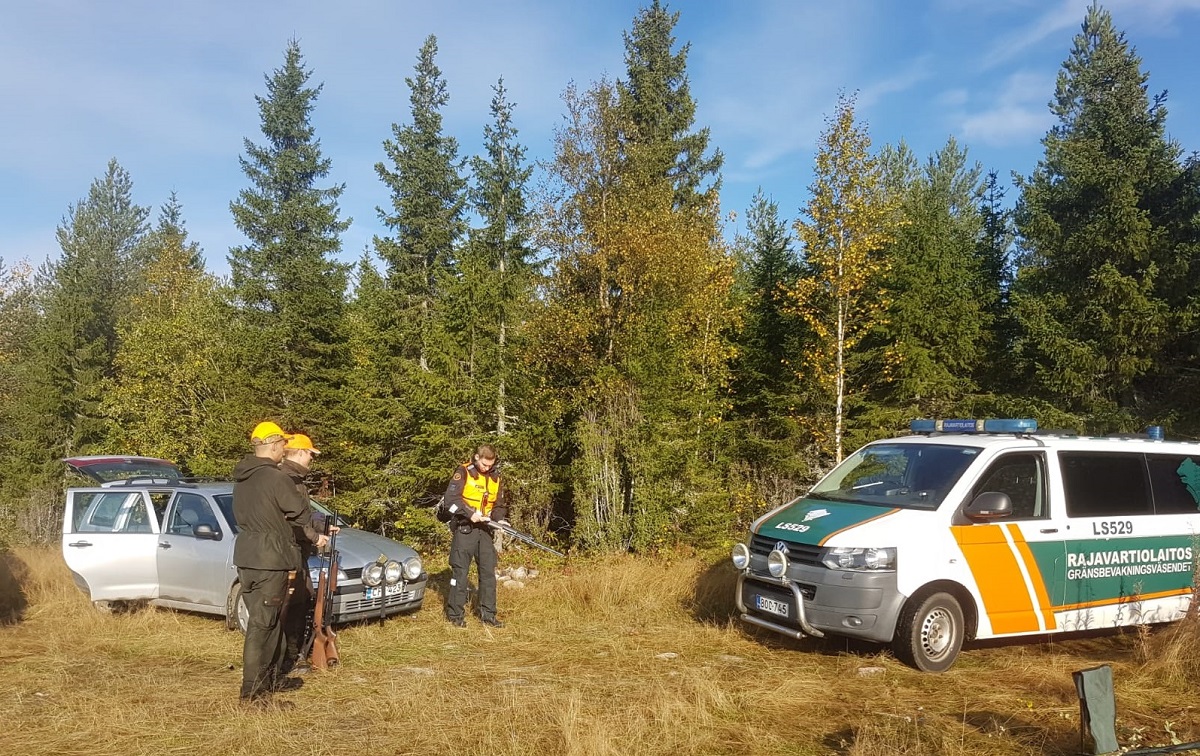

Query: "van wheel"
left=226, top=583, right=249, bottom=634
left=893, top=591, right=964, bottom=673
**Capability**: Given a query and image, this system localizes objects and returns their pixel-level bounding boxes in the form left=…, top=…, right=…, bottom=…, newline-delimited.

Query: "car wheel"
left=892, top=591, right=964, bottom=673
left=226, top=582, right=249, bottom=634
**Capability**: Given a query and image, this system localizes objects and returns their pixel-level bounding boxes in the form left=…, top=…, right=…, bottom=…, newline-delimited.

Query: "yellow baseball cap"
left=250, top=421, right=292, bottom=444
left=285, top=433, right=321, bottom=455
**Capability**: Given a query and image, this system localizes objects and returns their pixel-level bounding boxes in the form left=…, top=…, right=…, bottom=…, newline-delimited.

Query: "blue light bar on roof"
left=910, top=418, right=1038, bottom=434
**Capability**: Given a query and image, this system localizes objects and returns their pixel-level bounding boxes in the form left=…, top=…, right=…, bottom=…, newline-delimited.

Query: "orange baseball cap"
left=285, top=433, right=321, bottom=455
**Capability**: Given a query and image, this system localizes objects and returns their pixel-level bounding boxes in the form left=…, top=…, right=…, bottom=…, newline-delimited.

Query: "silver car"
left=60, top=456, right=427, bottom=630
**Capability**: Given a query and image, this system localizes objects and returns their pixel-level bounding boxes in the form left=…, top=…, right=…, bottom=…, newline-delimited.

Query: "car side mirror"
left=964, top=491, right=1012, bottom=521
left=193, top=524, right=222, bottom=541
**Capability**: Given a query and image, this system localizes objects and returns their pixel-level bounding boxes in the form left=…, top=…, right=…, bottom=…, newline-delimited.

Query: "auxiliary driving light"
left=767, top=548, right=789, bottom=578
left=362, top=561, right=385, bottom=587
left=731, top=543, right=750, bottom=570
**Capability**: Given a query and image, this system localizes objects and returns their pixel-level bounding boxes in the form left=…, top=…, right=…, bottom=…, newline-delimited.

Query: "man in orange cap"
left=279, top=432, right=330, bottom=674
left=232, top=421, right=328, bottom=708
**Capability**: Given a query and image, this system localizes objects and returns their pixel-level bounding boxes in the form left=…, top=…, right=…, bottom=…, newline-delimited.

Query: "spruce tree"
left=227, top=40, right=350, bottom=440
left=1011, top=4, right=1180, bottom=423
left=868, top=138, right=989, bottom=418
left=618, top=0, right=723, bottom=211
left=33, top=159, right=150, bottom=459
left=370, top=34, right=471, bottom=515
left=727, top=190, right=810, bottom=502
left=464, top=78, right=538, bottom=437
left=375, top=34, right=467, bottom=374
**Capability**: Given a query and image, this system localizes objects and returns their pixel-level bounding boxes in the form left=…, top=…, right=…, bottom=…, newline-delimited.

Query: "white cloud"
left=958, top=70, right=1056, bottom=146
left=981, top=0, right=1200, bottom=69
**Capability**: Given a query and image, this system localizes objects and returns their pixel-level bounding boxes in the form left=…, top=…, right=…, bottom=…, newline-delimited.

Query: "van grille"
left=750, top=534, right=824, bottom=567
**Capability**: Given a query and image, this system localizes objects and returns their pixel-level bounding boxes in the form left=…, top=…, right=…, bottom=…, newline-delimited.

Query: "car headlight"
left=384, top=560, right=403, bottom=585
left=403, top=556, right=422, bottom=581
left=767, top=548, right=789, bottom=578
left=821, top=547, right=897, bottom=572
left=731, top=543, right=750, bottom=570
left=362, top=561, right=385, bottom=587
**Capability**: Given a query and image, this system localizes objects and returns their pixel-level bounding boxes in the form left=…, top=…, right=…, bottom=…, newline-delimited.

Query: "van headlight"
left=731, top=543, right=750, bottom=570
left=402, top=556, right=423, bottom=581
left=822, top=547, right=896, bottom=571
left=767, top=548, right=789, bottom=578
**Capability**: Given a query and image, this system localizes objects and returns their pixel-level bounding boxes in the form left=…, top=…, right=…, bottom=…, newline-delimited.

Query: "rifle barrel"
left=490, top=521, right=565, bottom=557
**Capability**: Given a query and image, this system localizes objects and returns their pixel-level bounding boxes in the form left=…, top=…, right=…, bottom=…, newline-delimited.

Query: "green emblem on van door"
left=1176, top=458, right=1200, bottom=507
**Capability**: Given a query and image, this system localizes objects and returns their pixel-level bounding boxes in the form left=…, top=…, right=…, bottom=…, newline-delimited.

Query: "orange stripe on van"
left=1056, top=587, right=1193, bottom=613
left=951, top=525, right=1040, bottom=634
left=1005, top=524, right=1057, bottom=631
left=817, top=509, right=901, bottom=547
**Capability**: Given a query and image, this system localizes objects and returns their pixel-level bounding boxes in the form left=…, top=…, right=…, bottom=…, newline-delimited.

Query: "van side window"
left=1060, top=452, right=1152, bottom=517
left=971, top=453, right=1046, bottom=518
left=1146, top=455, right=1200, bottom=514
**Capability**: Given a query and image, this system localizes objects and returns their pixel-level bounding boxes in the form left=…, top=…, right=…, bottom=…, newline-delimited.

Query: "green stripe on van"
left=758, top=499, right=898, bottom=545
left=1027, top=536, right=1195, bottom=607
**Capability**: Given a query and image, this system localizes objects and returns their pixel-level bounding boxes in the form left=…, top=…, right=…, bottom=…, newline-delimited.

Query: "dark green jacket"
left=279, top=458, right=322, bottom=557
left=232, top=455, right=307, bottom=570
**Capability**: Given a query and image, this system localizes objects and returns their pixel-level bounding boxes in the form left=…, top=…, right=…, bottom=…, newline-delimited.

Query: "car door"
left=156, top=491, right=234, bottom=609
left=62, top=488, right=160, bottom=602
left=952, top=451, right=1067, bottom=636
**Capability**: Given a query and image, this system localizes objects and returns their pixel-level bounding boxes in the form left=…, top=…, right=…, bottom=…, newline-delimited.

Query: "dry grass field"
left=2, top=545, right=1198, bottom=756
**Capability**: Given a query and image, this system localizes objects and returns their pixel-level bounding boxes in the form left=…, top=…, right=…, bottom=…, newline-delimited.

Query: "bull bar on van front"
left=734, top=570, right=825, bottom=639
left=732, top=541, right=825, bottom=639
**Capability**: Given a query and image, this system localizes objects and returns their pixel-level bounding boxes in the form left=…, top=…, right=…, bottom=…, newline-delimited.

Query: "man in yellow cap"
left=232, top=421, right=328, bottom=708
left=278, top=433, right=330, bottom=675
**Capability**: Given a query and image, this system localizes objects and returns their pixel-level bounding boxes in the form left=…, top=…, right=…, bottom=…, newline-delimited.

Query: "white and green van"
left=732, top=419, right=1200, bottom=671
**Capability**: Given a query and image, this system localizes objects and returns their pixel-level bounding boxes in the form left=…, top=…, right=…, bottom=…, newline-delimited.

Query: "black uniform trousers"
left=282, top=562, right=312, bottom=672
left=445, top=525, right=498, bottom=622
left=238, top=566, right=290, bottom=699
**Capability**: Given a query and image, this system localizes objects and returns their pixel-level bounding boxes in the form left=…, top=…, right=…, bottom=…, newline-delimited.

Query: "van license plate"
left=755, top=595, right=789, bottom=617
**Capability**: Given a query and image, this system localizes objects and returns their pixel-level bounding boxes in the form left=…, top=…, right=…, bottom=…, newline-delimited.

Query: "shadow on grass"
left=0, top=550, right=30, bottom=624
left=820, top=711, right=1074, bottom=756
left=686, top=556, right=875, bottom=658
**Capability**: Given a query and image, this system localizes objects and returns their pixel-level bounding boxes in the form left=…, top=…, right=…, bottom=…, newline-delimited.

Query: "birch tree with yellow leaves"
left=792, top=93, right=900, bottom=463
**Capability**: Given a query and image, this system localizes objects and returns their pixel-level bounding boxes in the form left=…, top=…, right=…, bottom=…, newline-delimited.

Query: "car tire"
left=226, top=582, right=249, bottom=634
left=892, top=591, right=964, bottom=673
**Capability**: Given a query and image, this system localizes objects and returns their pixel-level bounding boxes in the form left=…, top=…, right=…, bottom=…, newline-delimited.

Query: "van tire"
left=893, top=591, right=964, bottom=673
left=226, top=582, right=249, bottom=634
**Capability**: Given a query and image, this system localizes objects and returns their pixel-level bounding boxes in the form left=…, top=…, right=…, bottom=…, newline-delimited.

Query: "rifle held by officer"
left=488, top=520, right=565, bottom=557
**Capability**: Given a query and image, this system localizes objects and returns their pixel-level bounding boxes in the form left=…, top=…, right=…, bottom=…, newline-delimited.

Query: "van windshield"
left=809, top=443, right=981, bottom=510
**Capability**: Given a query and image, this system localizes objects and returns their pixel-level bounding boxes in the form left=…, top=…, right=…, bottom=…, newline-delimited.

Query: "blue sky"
left=3, top=0, right=1199, bottom=278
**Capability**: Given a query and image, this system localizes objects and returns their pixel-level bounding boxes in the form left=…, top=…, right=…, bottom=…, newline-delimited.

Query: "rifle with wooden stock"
left=302, top=513, right=340, bottom=670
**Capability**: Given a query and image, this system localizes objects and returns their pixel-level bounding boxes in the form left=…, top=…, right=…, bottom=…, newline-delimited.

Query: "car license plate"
left=364, top=584, right=403, bottom=600
left=755, top=594, right=789, bottom=617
